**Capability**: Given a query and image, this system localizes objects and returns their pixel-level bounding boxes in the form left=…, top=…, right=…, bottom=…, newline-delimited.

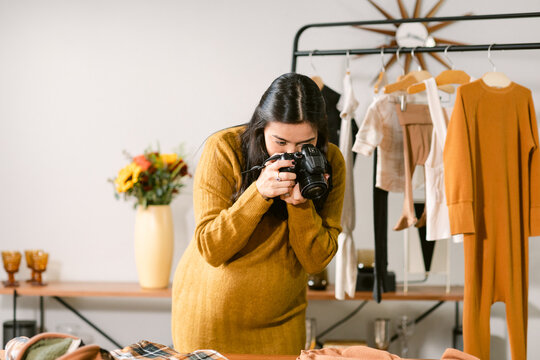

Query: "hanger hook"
left=443, top=45, right=455, bottom=70
left=309, top=50, right=319, bottom=75
left=411, top=47, right=422, bottom=70
left=396, top=47, right=405, bottom=76
left=346, top=50, right=351, bottom=71
left=380, top=47, right=386, bottom=72
left=487, top=44, right=496, bottom=72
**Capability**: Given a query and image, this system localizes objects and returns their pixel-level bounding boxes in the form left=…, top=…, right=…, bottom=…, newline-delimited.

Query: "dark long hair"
left=234, top=73, right=329, bottom=218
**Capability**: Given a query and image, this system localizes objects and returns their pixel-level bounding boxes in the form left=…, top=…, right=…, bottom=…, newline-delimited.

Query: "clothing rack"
left=291, top=11, right=540, bottom=347
left=291, top=11, right=540, bottom=72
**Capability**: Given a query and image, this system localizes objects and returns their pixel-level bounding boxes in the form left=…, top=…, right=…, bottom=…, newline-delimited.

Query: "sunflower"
left=160, top=153, right=178, bottom=166
left=115, top=163, right=142, bottom=193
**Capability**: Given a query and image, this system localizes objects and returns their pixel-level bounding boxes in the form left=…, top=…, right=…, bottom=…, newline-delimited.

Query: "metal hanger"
left=482, top=44, right=512, bottom=88
left=309, top=50, right=324, bottom=90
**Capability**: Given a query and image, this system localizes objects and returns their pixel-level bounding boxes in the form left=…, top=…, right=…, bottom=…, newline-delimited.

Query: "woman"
left=171, top=73, right=346, bottom=355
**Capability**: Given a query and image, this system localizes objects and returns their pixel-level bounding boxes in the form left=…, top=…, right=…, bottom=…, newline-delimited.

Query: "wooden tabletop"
left=0, top=282, right=463, bottom=301
left=225, top=354, right=297, bottom=360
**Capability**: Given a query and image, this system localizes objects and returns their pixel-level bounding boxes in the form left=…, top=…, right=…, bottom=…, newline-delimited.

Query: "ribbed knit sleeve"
left=287, top=143, right=345, bottom=274
left=527, top=95, right=540, bottom=236
left=193, top=129, right=273, bottom=267
left=444, top=87, right=476, bottom=235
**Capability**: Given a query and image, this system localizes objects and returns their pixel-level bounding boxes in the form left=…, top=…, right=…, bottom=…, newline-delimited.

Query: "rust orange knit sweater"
left=171, top=126, right=345, bottom=355
left=444, top=79, right=540, bottom=360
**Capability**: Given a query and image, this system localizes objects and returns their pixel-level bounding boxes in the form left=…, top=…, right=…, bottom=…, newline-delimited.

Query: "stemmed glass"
left=30, top=250, right=49, bottom=286
left=396, top=315, right=415, bottom=358
left=25, top=250, right=42, bottom=282
left=305, top=318, right=317, bottom=350
left=2, top=251, right=22, bottom=287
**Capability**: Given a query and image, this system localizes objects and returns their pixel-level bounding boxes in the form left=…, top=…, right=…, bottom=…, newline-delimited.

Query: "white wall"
left=0, top=1, right=539, bottom=359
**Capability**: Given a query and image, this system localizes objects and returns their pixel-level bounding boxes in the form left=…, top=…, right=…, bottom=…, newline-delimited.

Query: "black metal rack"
left=291, top=11, right=540, bottom=72
left=292, top=11, right=540, bottom=348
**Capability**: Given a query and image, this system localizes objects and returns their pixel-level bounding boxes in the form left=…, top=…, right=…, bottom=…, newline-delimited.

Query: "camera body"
left=278, top=144, right=329, bottom=199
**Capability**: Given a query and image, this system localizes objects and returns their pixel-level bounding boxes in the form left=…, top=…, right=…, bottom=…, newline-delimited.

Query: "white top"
left=352, top=94, right=405, bottom=193
left=424, top=77, right=462, bottom=243
left=335, top=71, right=358, bottom=300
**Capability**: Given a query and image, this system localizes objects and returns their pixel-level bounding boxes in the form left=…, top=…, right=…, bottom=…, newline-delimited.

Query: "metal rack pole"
left=291, top=11, right=540, bottom=71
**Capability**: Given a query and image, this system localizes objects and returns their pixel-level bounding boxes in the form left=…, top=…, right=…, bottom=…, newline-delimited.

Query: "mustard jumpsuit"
left=444, top=80, right=540, bottom=360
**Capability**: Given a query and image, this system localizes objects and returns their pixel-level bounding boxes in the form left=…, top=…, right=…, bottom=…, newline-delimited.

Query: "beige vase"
left=134, top=205, right=174, bottom=289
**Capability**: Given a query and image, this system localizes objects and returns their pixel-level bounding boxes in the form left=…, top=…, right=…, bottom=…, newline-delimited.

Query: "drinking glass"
left=305, top=318, right=317, bottom=350
left=396, top=315, right=415, bottom=357
left=25, top=250, right=42, bottom=282
left=374, top=318, right=390, bottom=350
left=2, top=251, right=22, bottom=287
left=31, top=251, right=49, bottom=286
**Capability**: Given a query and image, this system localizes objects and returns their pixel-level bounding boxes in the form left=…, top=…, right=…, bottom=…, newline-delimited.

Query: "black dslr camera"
left=276, top=144, right=329, bottom=199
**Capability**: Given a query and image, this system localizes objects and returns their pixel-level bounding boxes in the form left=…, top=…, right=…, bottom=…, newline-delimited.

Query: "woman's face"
left=263, top=121, right=318, bottom=156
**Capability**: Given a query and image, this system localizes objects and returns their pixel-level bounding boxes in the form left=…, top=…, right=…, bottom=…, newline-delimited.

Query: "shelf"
left=2, top=281, right=463, bottom=301
left=307, top=284, right=463, bottom=301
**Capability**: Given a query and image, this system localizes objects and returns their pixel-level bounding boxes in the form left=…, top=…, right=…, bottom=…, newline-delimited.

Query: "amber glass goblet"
left=31, top=251, right=49, bottom=286
left=2, top=251, right=22, bottom=287
left=25, top=249, right=41, bottom=282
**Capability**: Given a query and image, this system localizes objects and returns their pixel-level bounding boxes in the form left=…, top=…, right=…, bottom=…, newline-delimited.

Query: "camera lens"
left=299, top=173, right=327, bottom=199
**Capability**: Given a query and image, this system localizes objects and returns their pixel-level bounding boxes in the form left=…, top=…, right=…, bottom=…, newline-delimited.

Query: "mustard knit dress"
left=171, top=126, right=346, bottom=355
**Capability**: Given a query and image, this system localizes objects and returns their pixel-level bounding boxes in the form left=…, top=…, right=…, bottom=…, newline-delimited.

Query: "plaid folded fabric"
left=109, top=341, right=228, bottom=360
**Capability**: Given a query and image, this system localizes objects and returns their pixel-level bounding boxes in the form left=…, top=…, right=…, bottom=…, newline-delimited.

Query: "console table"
left=1, top=282, right=463, bottom=349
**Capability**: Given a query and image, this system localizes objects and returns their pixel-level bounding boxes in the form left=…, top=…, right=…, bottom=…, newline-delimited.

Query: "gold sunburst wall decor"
left=356, top=0, right=470, bottom=74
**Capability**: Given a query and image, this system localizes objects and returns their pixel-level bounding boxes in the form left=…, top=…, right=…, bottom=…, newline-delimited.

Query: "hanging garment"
left=372, top=148, right=389, bottom=303
left=335, top=72, right=358, bottom=300
left=393, top=104, right=432, bottom=231
left=354, top=95, right=430, bottom=301
left=444, top=79, right=540, bottom=360
left=352, top=94, right=405, bottom=193
left=322, top=85, right=359, bottom=159
left=355, top=96, right=431, bottom=302
left=424, top=78, right=463, bottom=242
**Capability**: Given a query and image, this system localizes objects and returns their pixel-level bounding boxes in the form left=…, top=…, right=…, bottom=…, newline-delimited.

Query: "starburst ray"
left=404, top=54, right=412, bottom=74
left=366, top=0, right=400, bottom=28
left=413, top=0, right=422, bottom=18
left=425, top=0, right=445, bottom=18
left=428, top=52, right=451, bottom=69
left=432, top=37, right=467, bottom=46
left=396, top=0, right=409, bottom=19
left=427, top=14, right=472, bottom=33
left=416, top=53, right=428, bottom=70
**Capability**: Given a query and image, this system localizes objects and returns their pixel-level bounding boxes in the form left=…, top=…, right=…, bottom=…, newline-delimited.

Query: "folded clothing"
left=110, top=340, right=228, bottom=360
left=296, top=345, right=479, bottom=360
left=6, top=334, right=227, bottom=360
left=6, top=333, right=112, bottom=360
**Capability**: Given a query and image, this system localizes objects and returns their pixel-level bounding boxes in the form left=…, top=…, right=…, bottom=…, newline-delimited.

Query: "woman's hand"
left=256, top=159, right=296, bottom=200
left=280, top=182, right=306, bottom=205
left=280, top=173, right=330, bottom=205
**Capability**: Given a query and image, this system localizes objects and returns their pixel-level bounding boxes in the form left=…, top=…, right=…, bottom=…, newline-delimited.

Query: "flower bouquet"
left=112, top=147, right=190, bottom=208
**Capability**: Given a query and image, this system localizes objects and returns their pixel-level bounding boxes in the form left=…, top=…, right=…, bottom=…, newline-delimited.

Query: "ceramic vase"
left=134, top=205, right=174, bottom=289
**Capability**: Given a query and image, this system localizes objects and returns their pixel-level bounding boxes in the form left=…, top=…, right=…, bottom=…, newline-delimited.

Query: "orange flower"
left=133, top=155, right=151, bottom=171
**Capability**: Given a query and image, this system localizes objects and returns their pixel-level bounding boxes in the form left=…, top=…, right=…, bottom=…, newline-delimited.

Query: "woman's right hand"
left=256, top=159, right=296, bottom=200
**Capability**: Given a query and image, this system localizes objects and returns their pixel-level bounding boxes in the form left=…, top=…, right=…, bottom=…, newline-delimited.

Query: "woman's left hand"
left=280, top=173, right=330, bottom=205
left=279, top=183, right=306, bottom=205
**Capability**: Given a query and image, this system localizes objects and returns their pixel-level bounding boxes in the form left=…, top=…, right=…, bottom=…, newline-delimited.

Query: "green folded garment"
left=23, top=338, right=76, bottom=360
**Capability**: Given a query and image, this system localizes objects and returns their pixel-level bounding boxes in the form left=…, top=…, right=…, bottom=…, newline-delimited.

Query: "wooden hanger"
left=311, top=75, right=324, bottom=90
left=481, top=44, right=512, bottom=88
left=374, top=48, right=389, bottom=93
left=385, top=48, right=454, bottom=94
left=407, top=46, right=471, bottom=94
